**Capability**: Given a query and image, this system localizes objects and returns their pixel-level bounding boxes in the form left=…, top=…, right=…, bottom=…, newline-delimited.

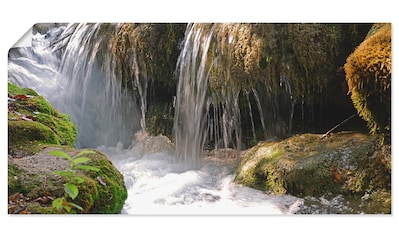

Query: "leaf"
left=75, top=150, right=96, bottom=157
left=69, top=202, right=83, bottom=211
left=53, top=170, right=73, bottom=176
left=64, top=183, right=79, bottom=200
left=52, top=197, right=64, bottom=209
left=72, top=157, right=91, bottom=166
left=48, top=150, right=73, bottom=161
left=63, top=205, right=71, bottom=213
left=13, top=94, right=29, bottom=100
left=75, top=165, right=100, bottom=172
left=73, top=176, right=85, bottom=184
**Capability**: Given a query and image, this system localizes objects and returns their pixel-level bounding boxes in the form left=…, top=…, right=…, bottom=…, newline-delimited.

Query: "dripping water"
left=252, top=88, right=267, bottom=139
left=245, top=91, right=257, bottom=144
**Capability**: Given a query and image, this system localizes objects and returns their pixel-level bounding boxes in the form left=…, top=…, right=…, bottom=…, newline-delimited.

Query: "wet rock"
left=234, top=132, right=391, bottom=213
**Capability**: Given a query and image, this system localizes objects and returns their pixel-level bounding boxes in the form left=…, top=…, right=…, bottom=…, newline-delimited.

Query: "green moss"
left=286, top=160, right=341, bottom=196
left=8, top=82, right=77, bottom=151
left=8, top=85, right=125, bottom=214
left=8, top=164, right=64, bottom=201
left=36, top=113, right=77, bottom=145
left=253, top=151, right=287, bottom=194
left=8, top=121, right=60, bottom=148
left=9, top=148, right=128, bottom=214
left=26, top=202, right=64, bottom=214
left=8, top=82, right=38, bottom=96
left=146, top=103, right=174, bottom=139
left=8, top=165, right=24, bottom=194
left=71, top=149, right=128, bottom=213
left=235, top=132, right=387, bottom=198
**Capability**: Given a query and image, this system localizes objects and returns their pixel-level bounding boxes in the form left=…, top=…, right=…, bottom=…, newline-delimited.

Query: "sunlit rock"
left=234, top=132, right=391, bottom=213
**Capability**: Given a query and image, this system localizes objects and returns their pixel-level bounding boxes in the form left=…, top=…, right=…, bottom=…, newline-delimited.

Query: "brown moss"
left=111, top=23, right=185, bottom=92
left=344, top=23, right=391, bottom=134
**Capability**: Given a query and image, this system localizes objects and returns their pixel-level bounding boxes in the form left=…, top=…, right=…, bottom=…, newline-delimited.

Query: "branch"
left=320, top=113, right=357, bottom=139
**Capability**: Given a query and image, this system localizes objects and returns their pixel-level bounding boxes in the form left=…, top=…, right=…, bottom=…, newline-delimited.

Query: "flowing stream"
left=11, top=23, right=363, bottom=215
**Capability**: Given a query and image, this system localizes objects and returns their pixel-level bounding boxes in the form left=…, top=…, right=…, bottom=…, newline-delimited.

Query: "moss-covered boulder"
left=234, top=132, right=391, bottom=213
left=8, top=147, right=127, bottom=214
left=8, top=82, right=77, bottom=155
left=8, top=83, right=128, bottom=214
left=344, top=23, right=391, bottom=135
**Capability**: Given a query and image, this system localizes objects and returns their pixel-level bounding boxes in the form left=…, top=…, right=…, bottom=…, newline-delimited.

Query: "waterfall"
left=245, top=90, right=257, bottom=143
left=174, top=23, right=243, bottom=169
left=8, top=23, right=372, bottom=215
left=173, top=24, right=216, bottom=169
left=8, top=23, right=142, bottom=148
left=7, top=22, right=308, bottom=214
left=8, top=26, right=64, bottom=98
left=53, top=23, right=143, bottom=148
left=252, top=88, right=267, bottom=139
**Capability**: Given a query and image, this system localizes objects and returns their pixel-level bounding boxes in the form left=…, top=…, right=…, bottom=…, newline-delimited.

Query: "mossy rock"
left=8, top=82, right=77, bottom=153
left=344, top=23, right=391, bottom=135
left=8, top=147, right=128, bottom=214
left=8, top=83, right=127, bottom=214
left=234, top=132, right=391, bottom=202
left=8, top=121, right=60, bottom=155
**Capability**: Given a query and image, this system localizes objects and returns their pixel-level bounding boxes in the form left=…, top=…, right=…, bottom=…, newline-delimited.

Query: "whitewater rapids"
left=97, top=134, right=304, bottom=215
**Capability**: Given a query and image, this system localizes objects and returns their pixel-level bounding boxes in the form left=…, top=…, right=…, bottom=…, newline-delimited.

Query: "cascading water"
left=174, top=23, right=244, bottom=169
left=9, top=23, right=142, bottom=148
left=173, top=23, right=216, bottom=169
left=51, top=23, right=141, bottom=148
left=8, top=26, right=64, bottom=98
left=8, top=23, right=307, bottom=214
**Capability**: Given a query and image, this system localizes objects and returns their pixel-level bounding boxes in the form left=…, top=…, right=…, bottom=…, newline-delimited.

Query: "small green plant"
left=48, top=149, right=100, bottom=213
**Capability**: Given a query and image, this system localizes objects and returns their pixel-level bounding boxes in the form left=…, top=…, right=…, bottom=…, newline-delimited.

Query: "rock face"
left=110, top=23, right=373, bottom=146
left=8, top=83, right=128, bottom=214
left=234, top=132, right=391, bottom=213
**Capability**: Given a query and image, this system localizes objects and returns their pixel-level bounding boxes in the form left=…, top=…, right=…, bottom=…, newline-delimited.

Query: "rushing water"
left=97, top=135, right=303, bottom=215
left=11, top=23, right=371, bottom=215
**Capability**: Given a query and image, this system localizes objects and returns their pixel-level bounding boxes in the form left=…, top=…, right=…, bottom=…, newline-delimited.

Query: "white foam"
left=99, top=143, right=304, bottom=215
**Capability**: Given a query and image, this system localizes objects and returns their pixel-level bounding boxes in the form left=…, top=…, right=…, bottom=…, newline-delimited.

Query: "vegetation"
left=344, top=23, right=391, bottom=135
left=48, top=149, right=100, bottom=213
left=8, top=82, right=77, bottom=154
left=88, top=23, right=372, bottom=144
left=9, top=23, right=391, bottom=214
left=9, top=147, right=128, bottom=214
left=8, top=83, right=127, bottom=214
left=234, top=132, right=391, bottom=213
left=175, top=23, right=372, bottom=146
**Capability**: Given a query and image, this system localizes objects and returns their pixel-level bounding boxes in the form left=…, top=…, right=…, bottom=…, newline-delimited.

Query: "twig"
left=321, top=114, right=357, bottom=139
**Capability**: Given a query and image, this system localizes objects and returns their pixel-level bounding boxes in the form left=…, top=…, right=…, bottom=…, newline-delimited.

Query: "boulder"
left=8, top=147, right=127, bottom=214
left=234, top=132, right=391, bottom=213
left=8, top=83, right=128, bottom=214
